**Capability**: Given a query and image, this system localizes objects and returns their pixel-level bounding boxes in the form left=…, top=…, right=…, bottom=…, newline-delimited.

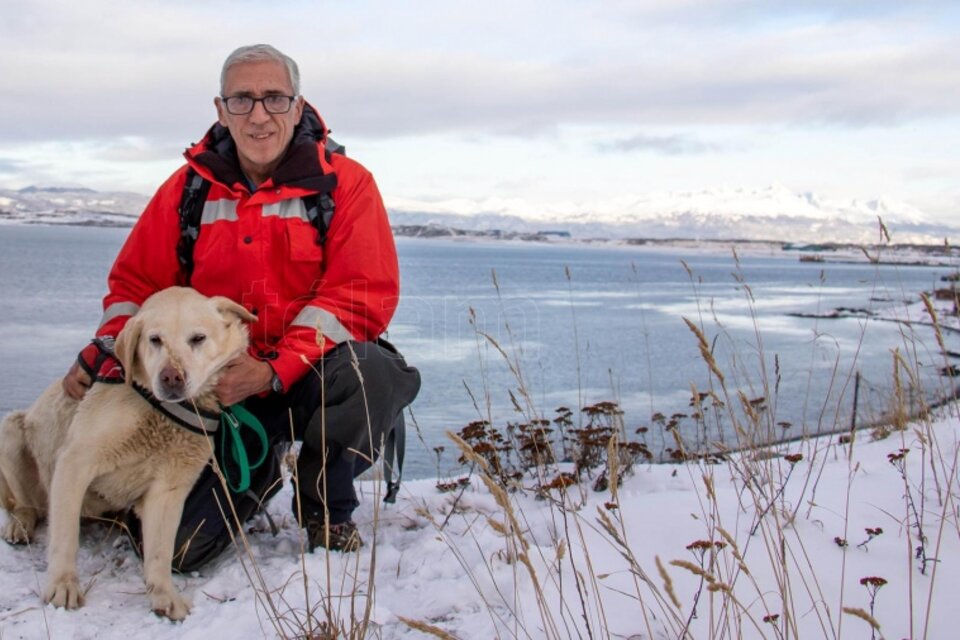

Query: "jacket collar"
left=185, top=102, right=336, bottom=193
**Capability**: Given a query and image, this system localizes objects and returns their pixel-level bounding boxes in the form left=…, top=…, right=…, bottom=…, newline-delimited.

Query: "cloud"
left=95, top=138, right=191, bottom=163
left=596, top=133, right=726, bottom=155
left=0, top=0, right=957, bottom=217
left=303, top=17, right=960, bottom=138
left=0, top=0, right=957, bottom=148
left=0, top=158, right=26, bottom=175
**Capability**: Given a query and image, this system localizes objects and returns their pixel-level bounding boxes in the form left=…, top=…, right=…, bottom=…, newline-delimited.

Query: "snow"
left=2, top=396, right=960, bottom=638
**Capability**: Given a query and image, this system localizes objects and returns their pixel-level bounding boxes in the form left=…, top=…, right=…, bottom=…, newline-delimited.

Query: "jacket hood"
left=185, top=102, right=336, bottom=193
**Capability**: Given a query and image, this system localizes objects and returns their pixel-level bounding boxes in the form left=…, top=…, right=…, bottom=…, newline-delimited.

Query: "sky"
left=0, top=0, right=958, bottom=224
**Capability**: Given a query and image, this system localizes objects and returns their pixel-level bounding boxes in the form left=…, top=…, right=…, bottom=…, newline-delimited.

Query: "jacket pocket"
left=286, top=221, right=324, bottom=262
left=283, top=222, right=324, bottom=297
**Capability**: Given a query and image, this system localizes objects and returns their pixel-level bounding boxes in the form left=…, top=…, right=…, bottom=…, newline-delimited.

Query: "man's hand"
left=215, top=352, right=274, bottom=406
left=62, top=360, right=92, bottom=400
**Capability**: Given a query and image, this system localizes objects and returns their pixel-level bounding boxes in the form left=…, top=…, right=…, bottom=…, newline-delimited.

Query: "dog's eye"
left=189, top=334, right=207, bottom=347
left=148, top=335, right=162, bottom=347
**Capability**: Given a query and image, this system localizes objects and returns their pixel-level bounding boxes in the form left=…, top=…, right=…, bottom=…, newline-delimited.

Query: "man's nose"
left=248, top=99, right=271, bottom=123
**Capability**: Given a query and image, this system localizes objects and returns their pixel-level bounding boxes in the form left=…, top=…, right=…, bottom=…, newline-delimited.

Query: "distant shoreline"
left=4, top=216, right=960, bottom=267
left=392, top=226, right=960, bottom=267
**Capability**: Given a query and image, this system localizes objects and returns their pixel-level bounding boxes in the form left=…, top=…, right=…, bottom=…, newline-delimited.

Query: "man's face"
left=215, top=60, right=304, bottom=186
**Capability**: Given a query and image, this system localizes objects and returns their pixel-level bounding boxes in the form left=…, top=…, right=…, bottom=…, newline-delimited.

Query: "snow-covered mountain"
left=389, top=184, right=957, bottom=244
left=0, top=186, right=147, bottom=227
left=1, top=184, right=955, bottom=244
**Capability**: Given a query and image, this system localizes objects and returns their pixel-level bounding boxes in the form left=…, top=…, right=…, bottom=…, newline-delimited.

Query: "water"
left=1, top=225, right=957, bottom=477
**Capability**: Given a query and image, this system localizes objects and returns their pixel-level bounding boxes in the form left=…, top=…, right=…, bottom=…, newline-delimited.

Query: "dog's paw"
left=43, top=574, right=85, bottom=610
left=2, top=518, right=35, bottom=545
left=150, top=589, right=191, bottom=621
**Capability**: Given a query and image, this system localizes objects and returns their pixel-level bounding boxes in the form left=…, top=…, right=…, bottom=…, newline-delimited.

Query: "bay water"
left=1, top=224, right=955, bottom=477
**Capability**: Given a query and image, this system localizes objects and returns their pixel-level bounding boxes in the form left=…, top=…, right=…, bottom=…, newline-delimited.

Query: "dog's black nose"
left=159, top=367, right=186, bottom=397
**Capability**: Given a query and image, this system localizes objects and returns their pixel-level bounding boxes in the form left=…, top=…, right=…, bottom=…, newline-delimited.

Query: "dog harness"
left=79, top=338, right=269, bottom=493
left=131, top=382, right=270, bottom=494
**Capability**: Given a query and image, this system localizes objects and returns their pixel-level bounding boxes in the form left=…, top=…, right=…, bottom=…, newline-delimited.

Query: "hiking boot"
left=306, top=519, right=363, bottom=552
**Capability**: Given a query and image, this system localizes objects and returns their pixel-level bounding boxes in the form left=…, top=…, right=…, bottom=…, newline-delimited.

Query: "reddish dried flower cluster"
left=448, top=402, right=652, bottom=497
left=887, top=448, right=909, bottom=464
left=435, top=477, right=471, bottom=493
left=784, top=453, right=803, bottom=464
left=542, top=473, right=578, bottom=491
left=686, top=539, right=728, bottom=552
left=859, top=576, right=888, bottom=587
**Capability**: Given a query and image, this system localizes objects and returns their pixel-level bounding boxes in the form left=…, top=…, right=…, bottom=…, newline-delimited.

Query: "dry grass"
left=409, top=236, right=960, bottom=639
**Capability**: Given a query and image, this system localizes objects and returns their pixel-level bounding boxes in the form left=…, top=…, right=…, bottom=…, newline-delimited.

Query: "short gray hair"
left=220, top=44, right=301, bottom=95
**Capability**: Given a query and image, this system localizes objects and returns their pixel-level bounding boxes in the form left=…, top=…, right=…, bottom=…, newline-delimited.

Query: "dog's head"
left=113, top=287, right=257, bottom=403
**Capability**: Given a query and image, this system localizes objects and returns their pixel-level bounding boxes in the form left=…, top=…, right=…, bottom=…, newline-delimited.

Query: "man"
left=63, top=44, right=420, bottom=565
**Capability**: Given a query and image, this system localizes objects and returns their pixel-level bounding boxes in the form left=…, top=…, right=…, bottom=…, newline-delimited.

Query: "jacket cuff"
left=270, top=343, right=334, bottom=391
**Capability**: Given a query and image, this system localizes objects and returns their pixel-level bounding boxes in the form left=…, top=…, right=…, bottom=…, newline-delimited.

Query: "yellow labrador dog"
left=0, top=287, right=255, bottom=620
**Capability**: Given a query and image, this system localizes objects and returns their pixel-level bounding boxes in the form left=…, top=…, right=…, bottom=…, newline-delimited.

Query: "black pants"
left=245, top=339, right=421, bottom=523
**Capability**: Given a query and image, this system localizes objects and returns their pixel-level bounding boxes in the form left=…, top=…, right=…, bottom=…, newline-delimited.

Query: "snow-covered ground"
left=1, top=396, right=959, bottom=639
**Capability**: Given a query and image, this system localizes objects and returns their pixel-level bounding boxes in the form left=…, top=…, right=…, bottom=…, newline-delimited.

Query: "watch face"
left=271, top=374, right=283, bottom=393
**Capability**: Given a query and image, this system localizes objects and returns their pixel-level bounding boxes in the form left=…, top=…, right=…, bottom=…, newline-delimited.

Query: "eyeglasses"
left=220, top=94, right=298, bottom=115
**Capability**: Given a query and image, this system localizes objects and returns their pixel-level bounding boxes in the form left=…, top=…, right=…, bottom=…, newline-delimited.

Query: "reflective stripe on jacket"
left=98, top=104, right=399, bottom=389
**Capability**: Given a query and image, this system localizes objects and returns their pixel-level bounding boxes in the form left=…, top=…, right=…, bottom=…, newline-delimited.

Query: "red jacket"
left=98, top=105, right=399, bottom=389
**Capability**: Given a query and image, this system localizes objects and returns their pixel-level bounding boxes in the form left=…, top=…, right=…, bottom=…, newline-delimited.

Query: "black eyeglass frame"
left=219, top=94, right=299, bottom=115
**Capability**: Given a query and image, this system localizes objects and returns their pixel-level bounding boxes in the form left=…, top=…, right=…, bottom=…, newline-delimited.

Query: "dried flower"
left=887, top=448, right=909, bottom=464
left=860, top=576, right=887, bottom=588
left=686, top=540, right=728, bottom=552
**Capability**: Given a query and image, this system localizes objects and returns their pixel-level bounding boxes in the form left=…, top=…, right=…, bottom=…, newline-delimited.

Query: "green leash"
left=218, top=403, right=269, bottom=494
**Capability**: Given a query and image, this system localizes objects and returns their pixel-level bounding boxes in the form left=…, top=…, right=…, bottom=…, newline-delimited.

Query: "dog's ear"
left=113, top=317, right=142, bottom=385
left=212, top=296, right=258, bottom=324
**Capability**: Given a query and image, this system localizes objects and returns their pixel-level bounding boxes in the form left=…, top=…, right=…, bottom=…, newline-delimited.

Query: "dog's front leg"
left=137, top=478, right=195, bottom=621
left=43, top=447, right=101, bottom=610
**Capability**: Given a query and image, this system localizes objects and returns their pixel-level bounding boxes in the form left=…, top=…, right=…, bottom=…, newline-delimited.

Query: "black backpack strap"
left=325, top=136, right=345, bottom=157
left=302, top=192, right=336, bottom=247
left=302, top=137, right=343, bottom=246
left=176, top=168, right=211, bottom=286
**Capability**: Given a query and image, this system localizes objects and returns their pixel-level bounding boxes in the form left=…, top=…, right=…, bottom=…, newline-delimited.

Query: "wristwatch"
left=270, top=370, right=284, bottom=394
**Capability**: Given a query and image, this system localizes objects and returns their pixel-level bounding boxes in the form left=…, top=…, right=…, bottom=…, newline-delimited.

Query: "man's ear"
left=215, top=96, right=228, bottom=127
left=294, top=95, right=304, bottom=125
left=212, top=296, right=258, bottom=324
left=113, top=318, right=142, bottom=386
